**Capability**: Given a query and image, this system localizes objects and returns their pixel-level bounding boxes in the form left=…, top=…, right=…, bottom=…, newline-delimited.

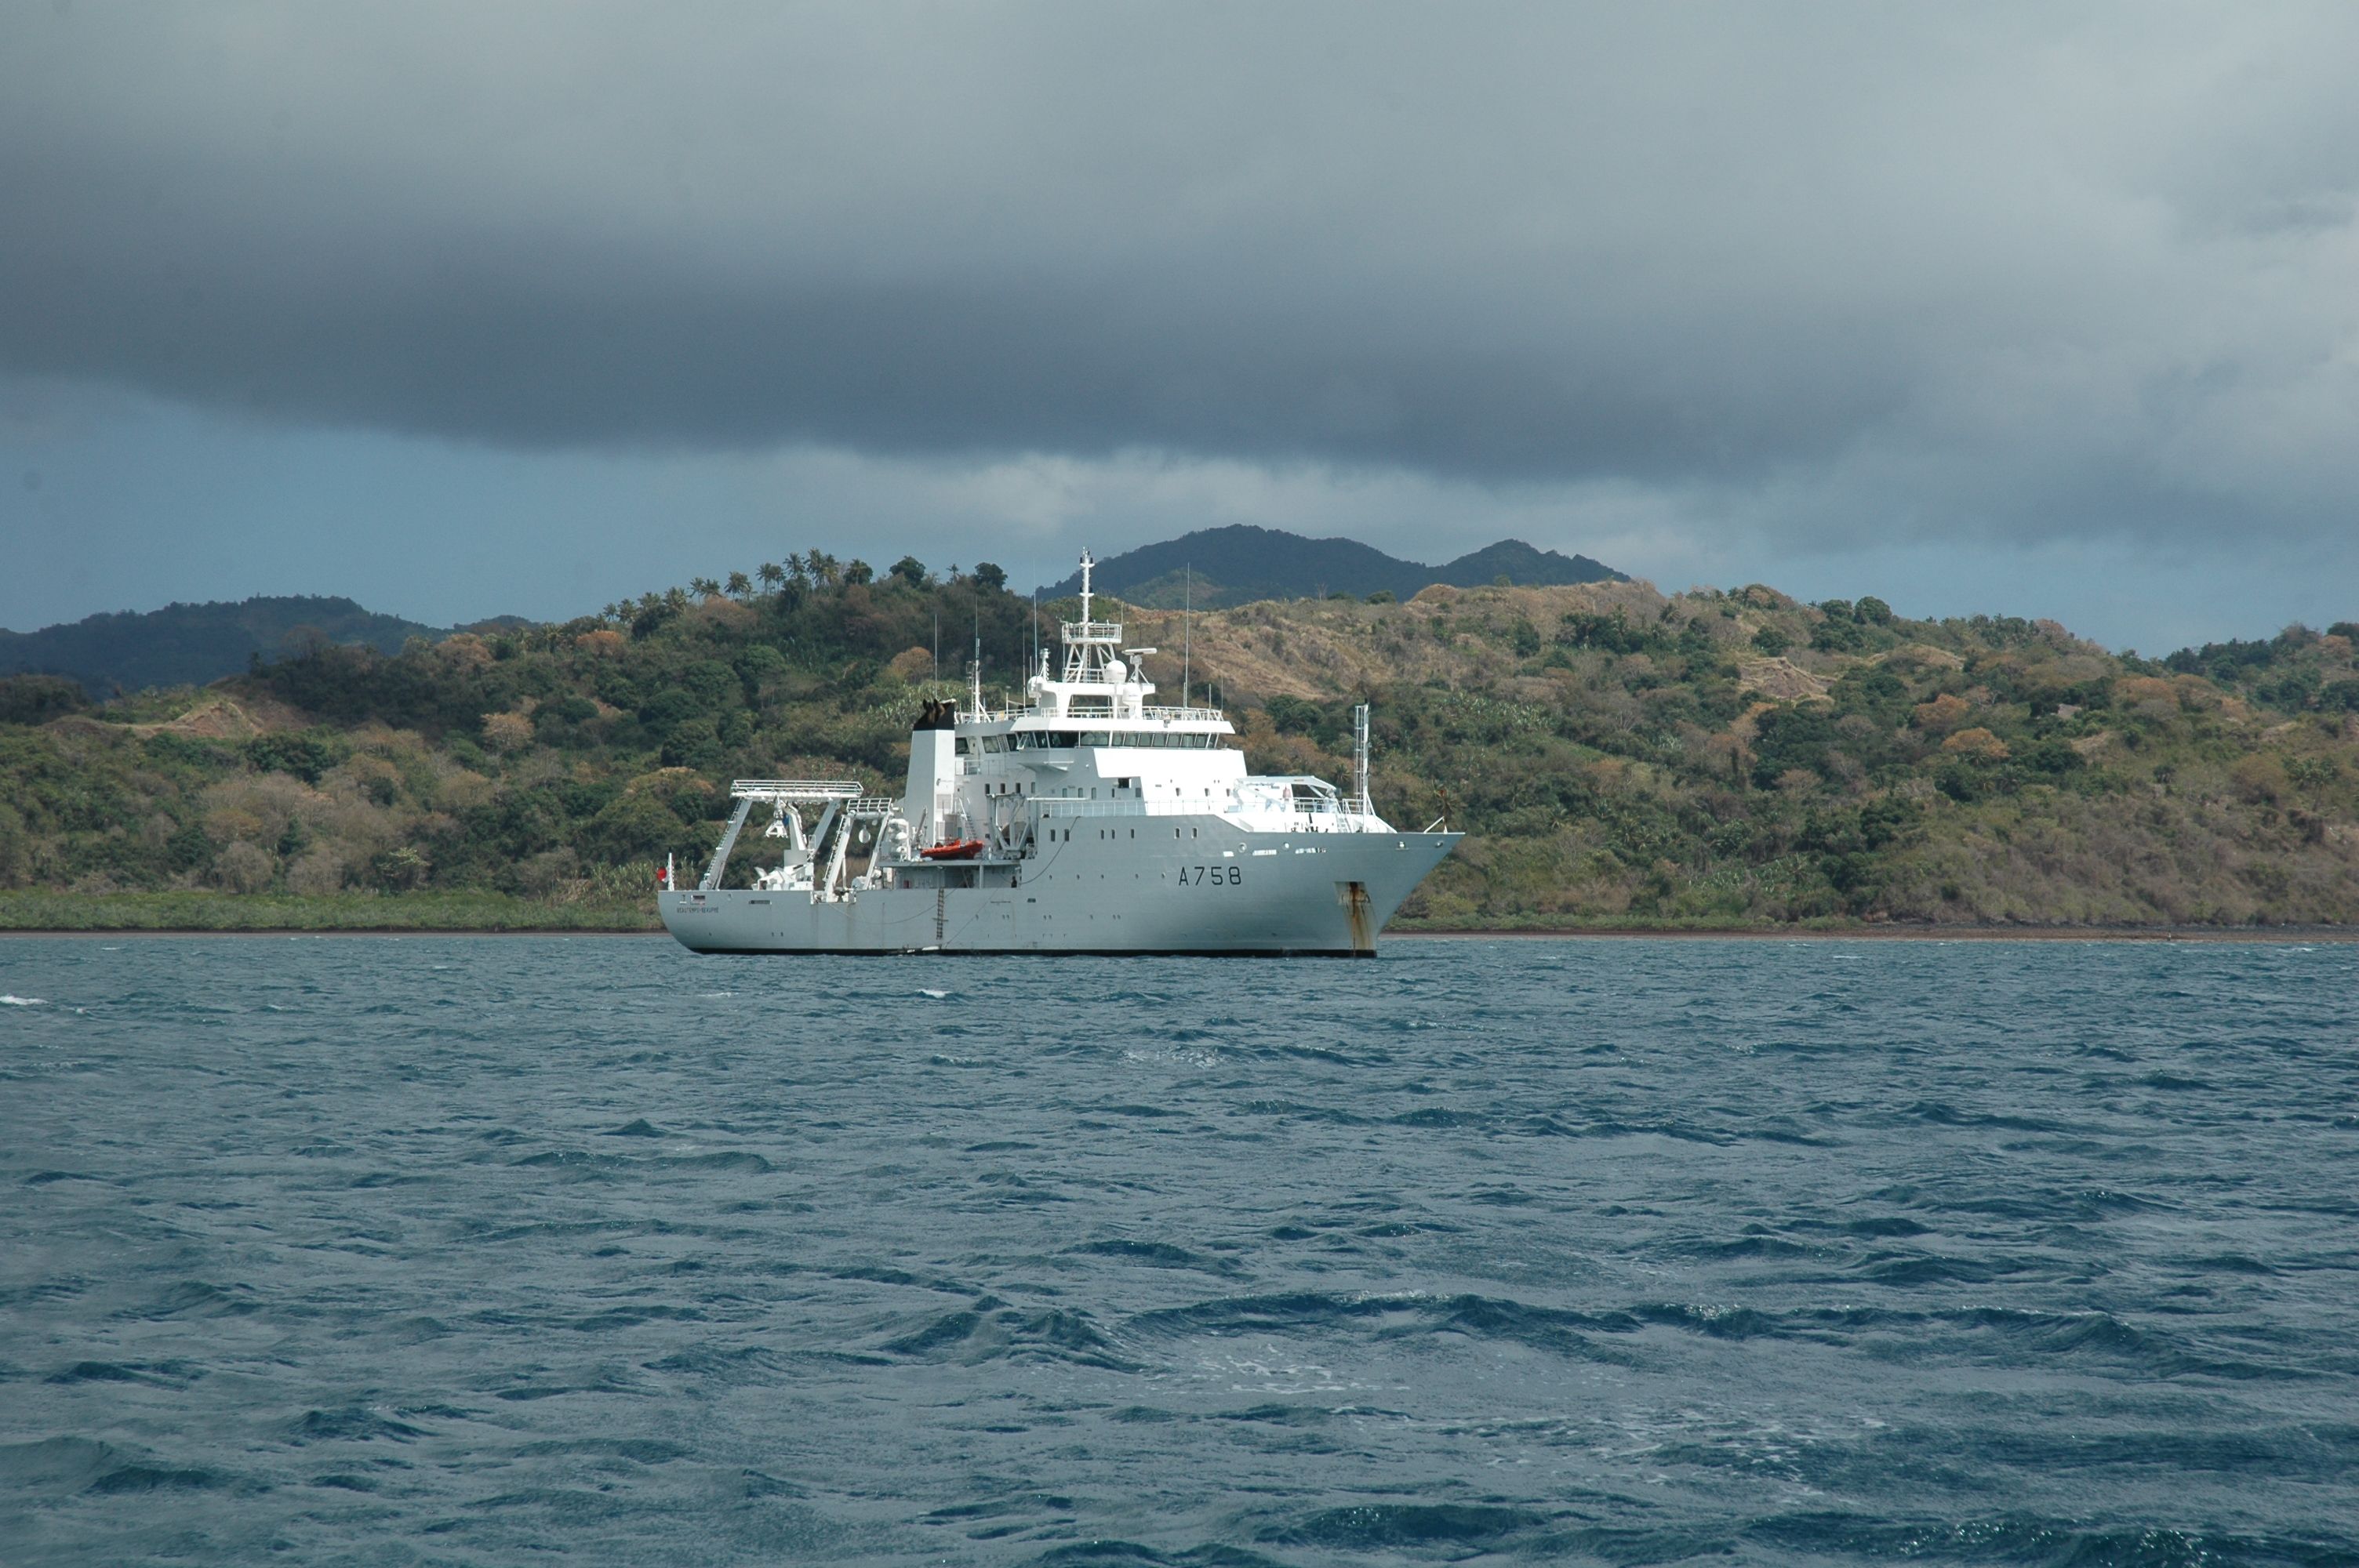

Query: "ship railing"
left=731, top=778, right=863, bottom=801
left=1060, top=619, right=1123, bottom=642
left=965, top=704, right=1230, bottom=726
left=1033, top=797, right=1386, bottom=832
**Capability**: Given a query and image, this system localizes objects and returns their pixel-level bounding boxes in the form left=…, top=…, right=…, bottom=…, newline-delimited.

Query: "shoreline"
left=0, top=927, right=666, bottom=938
left=1394, top=926, right=2358, bottom=943
left=3, top=924, right=2350, bottom=943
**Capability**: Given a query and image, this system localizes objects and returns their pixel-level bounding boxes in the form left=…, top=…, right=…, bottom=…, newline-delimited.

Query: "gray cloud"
left=4, top=2, right=2357, bottom=553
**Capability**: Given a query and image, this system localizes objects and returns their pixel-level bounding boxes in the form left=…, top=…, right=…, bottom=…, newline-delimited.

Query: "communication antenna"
left=970, top=600, right=983, bottom=717
left=1183, top=562, right=1192, bottom=708
left=932, top=607, right=940, bottom=690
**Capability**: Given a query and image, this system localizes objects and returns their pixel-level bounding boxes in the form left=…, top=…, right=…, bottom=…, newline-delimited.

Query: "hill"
left=1038, top=524, right=1623, bottom=608
left=0, top=596, right=452, bottom=697
left=2, top=561, right=2355, bottom=931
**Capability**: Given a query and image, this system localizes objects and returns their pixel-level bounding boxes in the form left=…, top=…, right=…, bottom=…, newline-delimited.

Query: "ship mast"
left=1061, top=549, right=1122, bottom=684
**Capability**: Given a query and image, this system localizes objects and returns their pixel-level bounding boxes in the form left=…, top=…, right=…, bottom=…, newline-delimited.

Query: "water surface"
left=3, top=935, right=2356, bottom=1564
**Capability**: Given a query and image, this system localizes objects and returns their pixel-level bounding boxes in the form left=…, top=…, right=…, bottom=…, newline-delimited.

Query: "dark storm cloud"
left=4, top=3, right=2356, bottom=545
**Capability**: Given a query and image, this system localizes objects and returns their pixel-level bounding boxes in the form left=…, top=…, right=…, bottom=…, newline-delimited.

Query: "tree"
left=0, top=675, right=89, bottom=726
left=481, top=712, right=534, bottom=753
left=972, top=561, right=1009, bottom=591
left=690, top=575, right=722, bottom=599
left=758, top=562, right=784, bottom=595
left=889, top=555, right=929, bottom=588
left=725, top=570, right=752, bottom=601
left=843, top=559, right=875, bottom=586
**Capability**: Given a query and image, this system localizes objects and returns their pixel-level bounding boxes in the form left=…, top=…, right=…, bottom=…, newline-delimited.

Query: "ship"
left=659, top=553, right=1460, bottom=955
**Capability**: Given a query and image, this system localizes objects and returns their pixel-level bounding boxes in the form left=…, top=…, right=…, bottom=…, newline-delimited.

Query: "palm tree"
left=758, top=562, right=784, bottom=596
left=725, top=569, right=752, bottom=601
left=690, top=575, right=722, bottom=599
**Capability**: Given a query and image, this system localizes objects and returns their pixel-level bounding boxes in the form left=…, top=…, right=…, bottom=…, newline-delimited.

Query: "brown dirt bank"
left=0, top=928, right=667, bottom=938
left=5, top=926, right=2351, bottom=942
left=1394, top=925, right=2358, bottom=942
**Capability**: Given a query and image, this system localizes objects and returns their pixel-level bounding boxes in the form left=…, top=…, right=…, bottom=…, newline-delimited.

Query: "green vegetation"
left=2, top=558, right=2355, bottom=931
left=0, top=890, right=656, bottom=932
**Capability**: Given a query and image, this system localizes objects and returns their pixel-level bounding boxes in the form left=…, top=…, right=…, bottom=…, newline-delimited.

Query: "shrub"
left=1913, top=693, right=1972, bottom=733
left=2231, top=753, right=2288, bottom=804
left=1265, top=695, right=1324, bottom=736
left=1750, top=706, right=1837, bottom=789
left=367, top=845, right=431, bottom=890
left=2115, top=675, right=2180, bottom=719
left=285, top=848, right=347, bottom=895
left=583, top=790, right=694, bottom=863
left=1811, top=617, right=1870, bottom=654
left=481, top=712, right=534, bottom=753
left=1934, top=761, right=1986, bottom=803
left=246, top=730, right=351, bottom=784
left=213, top=840, right=275, bottom=892
left=660, top=717, right=722, bottom=769
left=1941, top=728, right=2010, bottom=760
left=2019, top=738, right=2084, bottom=775
left=1558, top=610, right=1667, bottom=655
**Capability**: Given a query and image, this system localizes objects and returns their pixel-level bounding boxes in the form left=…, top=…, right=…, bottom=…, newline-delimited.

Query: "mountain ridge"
left=1038, top=524, right=1624, bottom=607
left=0, top=596, right=455, bottom=696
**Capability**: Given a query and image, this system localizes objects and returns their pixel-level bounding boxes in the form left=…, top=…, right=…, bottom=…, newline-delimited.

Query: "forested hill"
left=2, top=560, right=2357, bottom=929
left=1039, top=524, right=1624, bottom=608
left=0, top=596, right=457, bottom=696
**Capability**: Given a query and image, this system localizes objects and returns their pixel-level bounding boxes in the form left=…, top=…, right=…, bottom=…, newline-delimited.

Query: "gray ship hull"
left=663, top=823, right=1459, bottom=955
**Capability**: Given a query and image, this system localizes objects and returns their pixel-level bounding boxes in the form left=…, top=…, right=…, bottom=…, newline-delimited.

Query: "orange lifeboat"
left=918, top=839, right=985, bottom=861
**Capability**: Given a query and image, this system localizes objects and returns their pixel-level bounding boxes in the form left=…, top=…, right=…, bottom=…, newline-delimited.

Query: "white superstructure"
left=660, top=553, right=1459, bottom=955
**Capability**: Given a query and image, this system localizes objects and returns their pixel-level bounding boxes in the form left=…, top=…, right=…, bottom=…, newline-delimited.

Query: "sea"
left=2, top=935, right=2355, bottom=1566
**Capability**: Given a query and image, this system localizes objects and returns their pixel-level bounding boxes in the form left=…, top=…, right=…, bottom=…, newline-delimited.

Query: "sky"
left=3, top=3, right=2355, bottom=654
